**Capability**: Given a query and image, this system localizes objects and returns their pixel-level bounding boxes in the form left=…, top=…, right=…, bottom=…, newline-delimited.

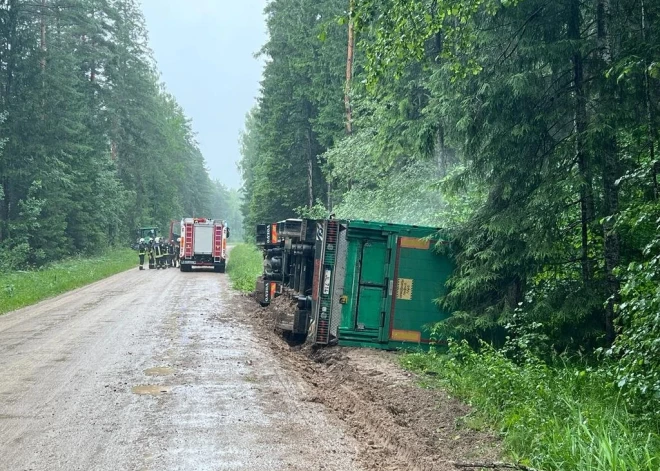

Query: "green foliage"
left=242, top=0, right=660, bottom=416
left=295, top=200, right=329, bottom=219
left=402, top=338, right=660, bottom=471
left=608, top=194, right=660, bottom=412
left=354, top=0, right=517, bottom=86
left=337, top=0, right=660, bottom=355
left=0, top=0, right=213, bottom=269
left=324, top=92, right=460, bottom=226
left=0, top=249, right=136, bottom=315
left=226, top=244, right=263, bottom=294
left=239, top=0, right=347, bottom=231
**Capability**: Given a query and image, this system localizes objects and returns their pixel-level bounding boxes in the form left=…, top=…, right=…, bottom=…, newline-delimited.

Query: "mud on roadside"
left=235, top=294, right=501, bottom=471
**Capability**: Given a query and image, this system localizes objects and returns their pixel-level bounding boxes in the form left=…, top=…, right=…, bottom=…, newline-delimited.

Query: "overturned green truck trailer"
left=256, top=219, right=453, bottom=349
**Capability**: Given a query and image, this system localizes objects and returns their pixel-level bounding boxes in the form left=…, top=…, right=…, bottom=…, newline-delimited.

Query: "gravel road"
left=0, top=267, right=362, bottom=471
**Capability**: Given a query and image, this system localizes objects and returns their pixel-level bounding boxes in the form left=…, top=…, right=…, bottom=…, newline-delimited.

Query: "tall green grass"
left=227, top=244, right=263, bottom=293
left=402, top=342, right=660, bottom=471
left=0, top=249, right=136, bottom=315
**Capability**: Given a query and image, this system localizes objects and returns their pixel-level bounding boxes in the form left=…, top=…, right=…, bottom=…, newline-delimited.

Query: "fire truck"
left=179, top=218, right=229, bottom=273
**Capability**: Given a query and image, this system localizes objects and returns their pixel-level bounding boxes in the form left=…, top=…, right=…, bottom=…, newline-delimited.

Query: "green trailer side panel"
left=360, top=241, right=388, bottom=284
left=355, top=239, right=388, bottom=333
left=356, top=287, right=384, bottom=330
left=336, top=219, right=453, bottom=349
left=390, top=242, right=452, bottom=342
left=339, top=240, right=360, bottom=332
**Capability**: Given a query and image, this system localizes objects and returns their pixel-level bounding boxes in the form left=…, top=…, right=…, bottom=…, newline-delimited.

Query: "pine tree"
left=0, top=0, right=214, bottom=267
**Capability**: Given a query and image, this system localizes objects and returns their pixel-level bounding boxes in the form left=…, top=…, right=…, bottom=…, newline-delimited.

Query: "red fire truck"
left=179, top=218, right=229, bottom=273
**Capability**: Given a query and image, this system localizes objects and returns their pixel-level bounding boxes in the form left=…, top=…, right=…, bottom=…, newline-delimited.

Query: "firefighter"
left=138, top=238, right=147, bottom=270
left=161, top=239, right=170, bottom=268
left=148, top=238, right=155, bottom=269
left=154, top=237, right=163, bottom=269
left=168, top=240, right=175, bottom=267
left=174, top=238, right=181, bottom=268
left=161, top=238, right=168, bottom=269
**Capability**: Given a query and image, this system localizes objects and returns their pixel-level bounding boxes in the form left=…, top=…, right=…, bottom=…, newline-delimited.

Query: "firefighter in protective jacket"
left=148, top=238, right=156, bottom=269
left=138, top=238, right=147, bottom=270
left=167, top=240, right=175, bottom=267
left=174, top=239, right=181, bottom=268
left=154, top=238, right=164, bottom=269
left=162, top=239, right=170, bottom=269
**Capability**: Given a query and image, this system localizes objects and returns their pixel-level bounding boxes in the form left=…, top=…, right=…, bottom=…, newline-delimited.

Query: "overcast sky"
left=140, top=0, right=268, bottom=190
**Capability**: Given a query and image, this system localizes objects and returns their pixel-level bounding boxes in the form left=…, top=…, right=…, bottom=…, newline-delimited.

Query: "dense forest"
left=241, top=0, right=660, bottom=415
left=0, top=0, right=241, bottom=272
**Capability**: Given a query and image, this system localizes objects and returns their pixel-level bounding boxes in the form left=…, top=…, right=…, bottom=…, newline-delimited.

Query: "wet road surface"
left=0, top=267, right=362, bottom=470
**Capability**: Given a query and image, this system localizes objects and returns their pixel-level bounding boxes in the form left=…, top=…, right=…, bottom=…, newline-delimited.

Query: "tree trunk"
left=641, top=0, right=659, bottom=198
left=436, top=128, right=446, bottom=177
left=0, top=177, right=8, bottom=242
left=90, top=9, right=96, bottom=82
left=307, top=126, right=314, bottom=209
left=597, top=0, right=620, bottom=344
left=40, top=0, right=47, bottom=72
left=569, top=0, right=593, bottom=284
left=602, top=141, right=620, bottom=344
left=0, top=0, right=19, bottom=242
left=4, top=0, right=18, bottom=104
left=435, top=126, right=456, bottom=178
left=344, top=0, right=355, bottom=135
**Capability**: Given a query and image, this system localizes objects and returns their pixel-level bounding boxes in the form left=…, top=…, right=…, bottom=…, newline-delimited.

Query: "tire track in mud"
left=238, top=295, right=501, bottom=471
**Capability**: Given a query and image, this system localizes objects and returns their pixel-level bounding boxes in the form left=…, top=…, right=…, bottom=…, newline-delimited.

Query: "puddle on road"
left=132, top=385, right=172, bottom=395
left=144, top=367, right=174, bottom=376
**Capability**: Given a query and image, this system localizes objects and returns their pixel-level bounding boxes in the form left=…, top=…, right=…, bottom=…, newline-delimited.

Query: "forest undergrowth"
left=402, top=334, right=660, bottom=471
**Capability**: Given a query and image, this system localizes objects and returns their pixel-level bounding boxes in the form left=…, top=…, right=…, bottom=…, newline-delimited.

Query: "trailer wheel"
left=214, top=263, right=226, bottom=273
left=180, top=265, right=192, bottom=273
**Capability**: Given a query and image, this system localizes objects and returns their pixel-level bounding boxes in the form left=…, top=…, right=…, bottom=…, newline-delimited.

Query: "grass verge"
left=0, top=249, right=136, bottom=315
left=227, top=244, right=262, bottom=293
left=401, top=342, right=660, bottom=471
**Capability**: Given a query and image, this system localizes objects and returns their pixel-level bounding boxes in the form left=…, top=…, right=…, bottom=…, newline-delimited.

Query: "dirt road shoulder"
left=235, top=295, right=502, bottom=471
